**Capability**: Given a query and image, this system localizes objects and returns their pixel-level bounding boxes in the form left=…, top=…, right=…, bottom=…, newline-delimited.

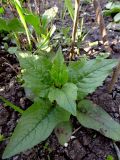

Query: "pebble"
left=114, top=113, right=119, bottom=118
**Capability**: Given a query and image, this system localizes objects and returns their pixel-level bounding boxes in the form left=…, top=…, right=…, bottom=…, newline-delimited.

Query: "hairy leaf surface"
left=77, top=100, right=120, bottom=141
left=16, top=52, right=52, bottom=98
left=68, top=58, right=118, bottom=99
left=50, top=50, right=68, bottom=87
left=48, top=83, right=77, bottom=115
left=3, top=99, right=70, bottom=159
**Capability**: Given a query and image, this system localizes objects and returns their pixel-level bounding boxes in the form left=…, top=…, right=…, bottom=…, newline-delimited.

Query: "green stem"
left=0, top=96, right=24, bottom=114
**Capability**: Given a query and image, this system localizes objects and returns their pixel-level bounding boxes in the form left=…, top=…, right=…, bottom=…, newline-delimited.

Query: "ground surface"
left=0, top=0, right=120, bottom=160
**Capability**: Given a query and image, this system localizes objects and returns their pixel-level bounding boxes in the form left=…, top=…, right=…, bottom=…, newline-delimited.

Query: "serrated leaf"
left=3, top=99, right=70, bottom=159
left=68, top=58, right=118, bottom=100
left=65, top=0, right=74, bottom=20
left=55, top=121, right=72, bottom=145
left=16, top=52, right=52, bottom=98
left=77, top=100, right=120, bottom=141
left=48, top=83, right=77, bottom=116
left=50, top=50, right=68, bottom=87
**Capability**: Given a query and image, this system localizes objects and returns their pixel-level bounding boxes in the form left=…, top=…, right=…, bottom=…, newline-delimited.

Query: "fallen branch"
left=108, top=61, right=120, bottom=92
left=93, top=0, right=111, bottom=53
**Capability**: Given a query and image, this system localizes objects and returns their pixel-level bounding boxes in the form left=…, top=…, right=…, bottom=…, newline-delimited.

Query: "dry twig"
left=93, top=0, right=111, bottom=52
left=70, top=0, right=80, bottom=59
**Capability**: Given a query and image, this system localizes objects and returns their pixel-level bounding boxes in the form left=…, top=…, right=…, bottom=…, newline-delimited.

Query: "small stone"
left=114, top=113, right=119, bottom=118
left=64, top=143, right=68, bottom=147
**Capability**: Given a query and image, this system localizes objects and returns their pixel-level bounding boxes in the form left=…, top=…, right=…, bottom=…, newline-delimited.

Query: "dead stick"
left=108, top=61, right=120, bottom=92
left=93, top=0, right=120, bottom=92
left=71, top=0, right=80, bottom=58
left=93, top=0, right=111, bottom=53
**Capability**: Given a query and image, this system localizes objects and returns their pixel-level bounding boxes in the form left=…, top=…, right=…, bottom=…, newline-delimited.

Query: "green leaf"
left=0, top=96, right=24, bottom=114
left=55, top=121, right=72, bottom=145
left=0, top=18, right=8, bottom=31
left=48, top=83, right=77, bottom=116
left=7, top=18, right=24, bottom=32
left=77, top=100, right=120, bottom=141
left=50, top=49, right=68, bottom=87
left=42, top=6, right=58, bottom=24
left=114, top=13, right=120, bottom=22
left=104, top=2, right=120, bottom=16
left=3, top=99, right=70, bottom=159
left=106, top=2, right=120, bottom=10
left=65, top=0, right=74, bottom=20
left=106, top=155, right=114, bottom=160
left=68, top=58, right=118, bottom=100
left=8, top=47, right=18, bottom=54
left=13, top=0, right=31, bottom=47
left=16, top=52, right=52, bottom=98
left=0, top=134, right=4, bottom=142
left=25, top=13, right=41, bottom=35
left=0, top=7, right=4, bottom=14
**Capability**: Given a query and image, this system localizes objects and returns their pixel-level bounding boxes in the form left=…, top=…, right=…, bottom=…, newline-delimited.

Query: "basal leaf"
left=48, top=83, right=77, bottom=116
left=3, top=99, right=70, bottom=159
left=77, top=100, right=120, bottom=141
left=50, top=49, right=68, bottom=87
left=16, top=52, right=52, bottom=98
left=55, top=121, right=72, bottom=145
left=68, top=58, right=118, bottom=100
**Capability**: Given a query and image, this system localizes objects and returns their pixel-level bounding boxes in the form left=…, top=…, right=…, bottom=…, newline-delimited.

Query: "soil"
left=0, top=0, right=120, bottom=160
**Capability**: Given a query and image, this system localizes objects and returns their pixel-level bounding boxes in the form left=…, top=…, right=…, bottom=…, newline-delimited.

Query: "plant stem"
left=108, top=61, right=120, bottom=92
left=70, top=0, right=80, bottom=59
left=0, top=96, right=24, bottom=114
left=93, top=0, right=111, bottom=53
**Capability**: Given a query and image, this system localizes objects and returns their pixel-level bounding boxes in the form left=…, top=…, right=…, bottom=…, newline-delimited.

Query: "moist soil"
left=0, top=0, right=120, bottom=160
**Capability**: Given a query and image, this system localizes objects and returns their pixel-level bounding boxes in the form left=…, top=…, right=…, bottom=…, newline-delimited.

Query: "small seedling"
left=106, top=155, right=114, bottom=160
left=103, top=1, right=120, bottom=23
left=0, top=134, right=4, bottom=142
